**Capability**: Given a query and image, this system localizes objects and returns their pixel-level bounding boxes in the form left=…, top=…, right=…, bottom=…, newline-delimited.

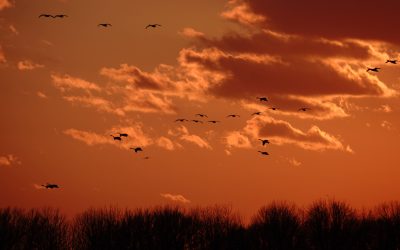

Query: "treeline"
left=1, top=200, right=400, bottom=249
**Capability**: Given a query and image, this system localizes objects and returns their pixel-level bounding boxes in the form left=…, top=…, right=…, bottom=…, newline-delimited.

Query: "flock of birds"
left=36, top=12, right=398, bottom=190
left=38, top=13, right=162, bottom=29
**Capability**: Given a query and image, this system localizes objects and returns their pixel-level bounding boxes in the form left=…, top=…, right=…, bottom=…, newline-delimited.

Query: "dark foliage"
left=1, top=200, right=400, bottom=249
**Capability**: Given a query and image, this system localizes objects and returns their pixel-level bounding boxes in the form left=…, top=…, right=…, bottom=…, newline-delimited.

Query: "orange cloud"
left=170, top=125, right=212, bottom=150
left=0, top=45, right=5, bottom=63
left=0, top=0, right=12, bottom=10
left=17, top=60, right=44, bottom=71
left=51, top=74, right=101, bottom=92
left=244, top=116, right=347, bottom=151
left=160, top=193, right=191, bottom=204
left=225, top=131, right=252, bottom=148
left=0, top=154, right=21, bottom=167
left=179, top=27, right=205, bottom=38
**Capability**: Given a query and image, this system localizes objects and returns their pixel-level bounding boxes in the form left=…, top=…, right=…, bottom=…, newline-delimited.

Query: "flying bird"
left=42, top=183, right=60, bottom=189
left=268, top=107, right=279, bottom=111
left=259, top=139, right=270, bottom=146
left=175, top=119, right=189, bottom=122
left=298, top=107, right=311, bottom=112
left=208, top=120, right=220, bottom=124
left=252, top=111, right=262, bottom=116
left=227, top=114, right=240, bottom=118
left=192, top=120, right=203, bottom=123
left=54, top=14, right=68, bottom=18
left=258, top=151, right=269, bottom=156
left=98, top=23, right=112, bottom=27
left=110, top=135, right=122, bottom=141
left=130, top=147, right=143, bottom=153
left=257, top=97, right=268, bottom=102
left=367, top=67, right=380, bottom=72
left=145, top=24, right=162, bottom=29
left=386, top=59, right=398, bottom=64
left=118, top=133, right=128, bottom=137
left=195, top=113, right=208, bottom=118
left=39, top=14, right=54, bottom=18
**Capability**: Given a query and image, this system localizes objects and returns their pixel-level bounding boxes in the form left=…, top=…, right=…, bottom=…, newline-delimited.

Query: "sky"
left=1, top=0, right=400, bottom=220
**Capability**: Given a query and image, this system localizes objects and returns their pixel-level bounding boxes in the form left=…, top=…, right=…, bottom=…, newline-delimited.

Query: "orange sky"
left=1, top=0, right=400, bottom=220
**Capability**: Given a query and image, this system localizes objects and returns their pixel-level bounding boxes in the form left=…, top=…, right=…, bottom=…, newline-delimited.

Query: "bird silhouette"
left=143, top=156, right=150, bottom=160
left=268, top=107, right=279, bottom=111
left=252, top=111, right=262, bottom=116
left=145, top=24, right=162, bottom=29
left=259, top=139, right=270, bottom=146
left=298, top=107, right=311, bottom=112
left=98, top=23, right=112, bottom=27
left=258, top=151, right=269, bottom=156
left=110, top=135, right=122, bottom=141
left=386, top=59, right=398, bottom=64
left=195, top=113, right=208, bottom=118
left=257, top=97, right=268, bottom=102
left=118, top=133, right=128, bottom=137
left=39, top=14, right=55, bottom=18
left=42, top=183, right=60, bottom=189
left=130, top=147, right=143, bottom=153
left=227, top=114, right=240, bottom=118
left=192, top=120, right=203, bottom=123
left=54, top=14, right=68, bottom=18
left=175, top=119, right=189, bottom=122
left=208, top=120, right=220, bottom=124
left=367, top=67, right=380, bottom=72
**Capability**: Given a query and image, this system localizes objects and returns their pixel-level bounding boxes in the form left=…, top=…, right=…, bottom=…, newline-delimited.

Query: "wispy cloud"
left=0, top=154, right=21, bottom=167
left=160, top=193, right=191, bottom=204
left=170, top=126, right=212, bottom=149
left=51, top=74, right=101, bottom=92
left=17, top=60, right=44, bottom=71
left=0, top=0, right=13, bottom=10
left=9, top=25, right=18, bottom=35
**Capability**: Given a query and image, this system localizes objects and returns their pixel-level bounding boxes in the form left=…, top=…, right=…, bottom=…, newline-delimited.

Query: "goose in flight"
left=130, top=147, right=143, bottom=153
left=259, top=139, right=270, bottom=146
left=54, top=14, right=68, bottom=18
left=39, top=14, right=54, bottom=18
left=252, top=111, right=262, bottom=116
left=195, top=113, right=208, bottom=118
left=227, top=114, right=240, bottom=118
left=118, top=133, right=128, bottom=137
left=258, top=151, right=269, bottom=156
left=146, top=24, right=162, bottom=29
left=98, top=23, right=112, bottom=27
left=367, top=67, right=380, bottom=72
left=298, top=107, right=311, bottom=112
left=175, top=118, right=189, bottom=122
left=110, top=135, right=122, bottom=141
left=192, top=120, right=203, bottom=123
left=386, top=59, right=398, bottom=64
left=257, top=97, right=268, bottom=102
left=42, top=183, right=60, bottom=189
left=208, top=120, right=220, bottom=124
left=268, top=107, right=279, bottom=111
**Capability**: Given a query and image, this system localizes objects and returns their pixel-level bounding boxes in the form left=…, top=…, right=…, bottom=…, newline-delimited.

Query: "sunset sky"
left=1, top=0, right=400, bottom=220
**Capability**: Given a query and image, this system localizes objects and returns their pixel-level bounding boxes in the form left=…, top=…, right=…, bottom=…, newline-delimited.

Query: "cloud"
left=381, top=120, right=394, bottom=131
left=0, top=45, right=6, bottom=63
left=225, top=131, right=252, bottom=148
left=157, top=137, right=177, bottom=151
left=37, top=91, right=47, bottom=99
left=228, top=116, right=348, bottom=151
left=160, top=193, right=191, bottom=204
left=0, top=0, right=13, bottom=10
left=64, top=124, right=153, bottom=149
left=9, top=25, right=18, bottom=35
left=179, top=27, right=205, bottom=38
left=170, top=125, right=212, bottom=149
left=228, top=0, right=400, bottom=44
left=17, top=60, right=44, bottom=71
left=0, top=154, right=21, bottom=167
left=51, top=74, right=101, bottom=92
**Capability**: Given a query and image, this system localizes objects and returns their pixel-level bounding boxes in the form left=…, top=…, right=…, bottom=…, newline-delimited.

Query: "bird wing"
left=145, top=25, right=151, bottom=29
